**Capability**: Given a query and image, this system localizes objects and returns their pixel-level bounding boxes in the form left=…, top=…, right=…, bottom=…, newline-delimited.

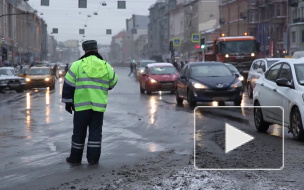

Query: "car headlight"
left=150, top=78, right=157, bottom=83
left=192, top=82, right=208, bottom=89
left=59, top=71, right=62, bottom=74
left=140, top=69, right=144, bottom=73
left=45, top=78, right=50, bottom=81
left=233, top=80, right=243, bottom=88
left=251, top=53, right=255, bottom=57
left=225, top=54, right=229, bottom=58
left=238, top=75, right=244, bottom=81
left=25, top=78, right=30, bottom=82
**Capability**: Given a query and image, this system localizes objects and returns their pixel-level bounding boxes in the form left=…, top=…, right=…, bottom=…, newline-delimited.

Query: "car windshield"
left=140, top=62, right=155, bottom=68
left=150, top=66, right=177, bottom=75
left=28, top=68, right=50, bottom=75
left=266, top=60, right=280, bottom=68
left=295, top=64, right=304, bottom=85
left=0, top=69, right=15, bottom=76
left=225, top=64, right=239, bottom=74
left=191, top=65, right=233, bottom=77
left=219, top=40, right=258, bottom=54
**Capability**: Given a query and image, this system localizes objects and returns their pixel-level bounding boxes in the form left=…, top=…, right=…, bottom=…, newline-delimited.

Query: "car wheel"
left=218, top=101, right=225, bottom=106
left=254, top=101, right=269, bottom=132
left=187, top=90, right=196, bottom=108
left=16, top=87, right=24, bottom=93
left=291, top=107, right=304, bottom=141
left=176, top=90, right=183, bottom=105
left=234, top=100, right=242, bottom=106
left=247, top=83, right=253, bottom=99
left=140, top=83, right=145, bottom=94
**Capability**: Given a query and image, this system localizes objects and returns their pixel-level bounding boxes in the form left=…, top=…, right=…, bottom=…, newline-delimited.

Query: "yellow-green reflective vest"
left=65, top=56, right=118, bottom=112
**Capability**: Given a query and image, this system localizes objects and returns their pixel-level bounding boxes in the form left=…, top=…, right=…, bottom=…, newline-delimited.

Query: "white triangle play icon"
left=225, top=123, right=254, bottom=154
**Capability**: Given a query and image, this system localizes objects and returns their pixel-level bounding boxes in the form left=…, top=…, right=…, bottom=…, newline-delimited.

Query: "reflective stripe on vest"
left=75, top=85, right=109, bottom=92
left=74, top=102, right=107, bottom=108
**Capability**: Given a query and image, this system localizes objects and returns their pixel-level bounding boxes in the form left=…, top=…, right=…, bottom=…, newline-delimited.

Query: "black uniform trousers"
left=69, top=109, right=104, bottom=163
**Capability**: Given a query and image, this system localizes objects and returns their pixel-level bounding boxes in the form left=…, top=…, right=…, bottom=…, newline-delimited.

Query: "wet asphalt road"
left=0, top=67, right=303, bottom=189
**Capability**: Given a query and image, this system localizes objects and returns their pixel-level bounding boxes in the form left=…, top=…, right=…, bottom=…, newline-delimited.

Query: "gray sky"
left=28, top=0, right=156, bottom=44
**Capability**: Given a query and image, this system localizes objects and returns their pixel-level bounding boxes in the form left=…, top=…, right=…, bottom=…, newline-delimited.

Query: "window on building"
left=292, top=31, right=296, bottom=43
left=250, top=0, right=255, bottom=4
left=302, top=30, right=304, bottom=43
left=276, top=4, right=281, bottom=17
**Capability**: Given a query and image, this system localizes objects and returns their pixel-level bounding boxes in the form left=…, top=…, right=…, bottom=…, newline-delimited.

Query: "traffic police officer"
left=62, top=40, right=118, bottom=165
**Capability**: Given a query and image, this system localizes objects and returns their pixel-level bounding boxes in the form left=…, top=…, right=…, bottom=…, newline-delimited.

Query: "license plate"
left=162, top=84, right=172, bottom=88
left=9, top=84, right=19, bottom=88
left=213, top=97, right=229, bottom=101
left=236, top=56, right=244, bottom=59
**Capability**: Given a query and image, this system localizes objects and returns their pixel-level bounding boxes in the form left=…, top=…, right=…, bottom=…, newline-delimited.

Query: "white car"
left=253, top=58, right=304, bottom=140
left=247, top=58, right=287, bottom=98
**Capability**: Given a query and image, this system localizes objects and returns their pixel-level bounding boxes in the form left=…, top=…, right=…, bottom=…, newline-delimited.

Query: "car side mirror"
left=257, top=68, right=264, bottom=74
left=276, top=78, right=293, bottom=88
left=235, top=73, right=239, bottom=78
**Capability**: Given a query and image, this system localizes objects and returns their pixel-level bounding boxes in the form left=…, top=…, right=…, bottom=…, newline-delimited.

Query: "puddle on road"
left=47, top=142, right=57, bottom=152
left=269, top=124, right=283, bottom=137
left=140, top=142, right=165, bottom=152
left=149, top=97, right=157, bottom=124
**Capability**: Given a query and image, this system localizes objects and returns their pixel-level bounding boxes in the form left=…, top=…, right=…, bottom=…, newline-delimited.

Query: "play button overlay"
left=194, top=106, right=284, bottom=170
left=225, top=123, right=254, bottom=154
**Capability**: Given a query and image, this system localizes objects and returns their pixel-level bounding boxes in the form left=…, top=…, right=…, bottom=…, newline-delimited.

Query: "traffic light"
left=200, top=38, right=205, bottom=49
left=2, top=48, right=7, bottom=60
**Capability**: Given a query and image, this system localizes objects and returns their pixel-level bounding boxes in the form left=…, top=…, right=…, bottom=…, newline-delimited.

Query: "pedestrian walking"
left=128, top=62, right=134, bottom=76
left=65, top=63, right=69, bottom=73
left=62, top=40, right=118, bottom=165
left=173, top=61, right=178, bottom=70
left=180, top=61, right=184, bottom=70
left=53, top=63, right=58, bottom=79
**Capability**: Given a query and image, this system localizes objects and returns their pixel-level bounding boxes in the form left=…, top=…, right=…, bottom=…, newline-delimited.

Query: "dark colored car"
left=175, top=62, right=243, bottom=107
left=139, top=63, right=179, bottom=94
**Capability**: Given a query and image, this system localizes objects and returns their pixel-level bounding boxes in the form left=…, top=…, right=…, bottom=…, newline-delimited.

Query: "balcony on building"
left=293, top=17, right=304, bottom=23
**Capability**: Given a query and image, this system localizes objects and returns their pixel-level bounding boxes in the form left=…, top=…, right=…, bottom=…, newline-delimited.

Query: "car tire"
left=247, top=83, right=253, bottom=99
left=290, top=107, right=304, bottom=141
left=234, top=100, right=242, bottom=106
left=218, top=101, right=225, bottom=106
left=187, top=90, right=196, bottom=108
left=176, top=91, right=183, bottom=105
left=140, top=83, right=145, bottom=94
left=254, top=101, right=269, bottom=132
left=16, top=88, right=24, bottom=93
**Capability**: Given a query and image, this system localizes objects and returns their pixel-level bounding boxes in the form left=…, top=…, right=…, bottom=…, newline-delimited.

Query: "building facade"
left=0, top=0, right=48, bottom=65
left=289, top=0, right=304, bottom=55
left=148, top=0, right=170, bottom=61
left=219, top=0, right=248, bottom=36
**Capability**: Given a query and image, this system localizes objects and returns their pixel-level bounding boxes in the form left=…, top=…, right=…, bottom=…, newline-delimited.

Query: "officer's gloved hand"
left=65, top=103, right=75, bottom=114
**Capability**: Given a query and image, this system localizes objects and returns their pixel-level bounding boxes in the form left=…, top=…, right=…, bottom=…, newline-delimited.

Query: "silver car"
left=246, top=58, right=287, bottom=98
left=135, top=60, right=156, bottom=80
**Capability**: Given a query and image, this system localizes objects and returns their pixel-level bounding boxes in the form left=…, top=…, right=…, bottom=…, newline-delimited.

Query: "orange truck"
left=205, top=35, right=260, bottom=76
